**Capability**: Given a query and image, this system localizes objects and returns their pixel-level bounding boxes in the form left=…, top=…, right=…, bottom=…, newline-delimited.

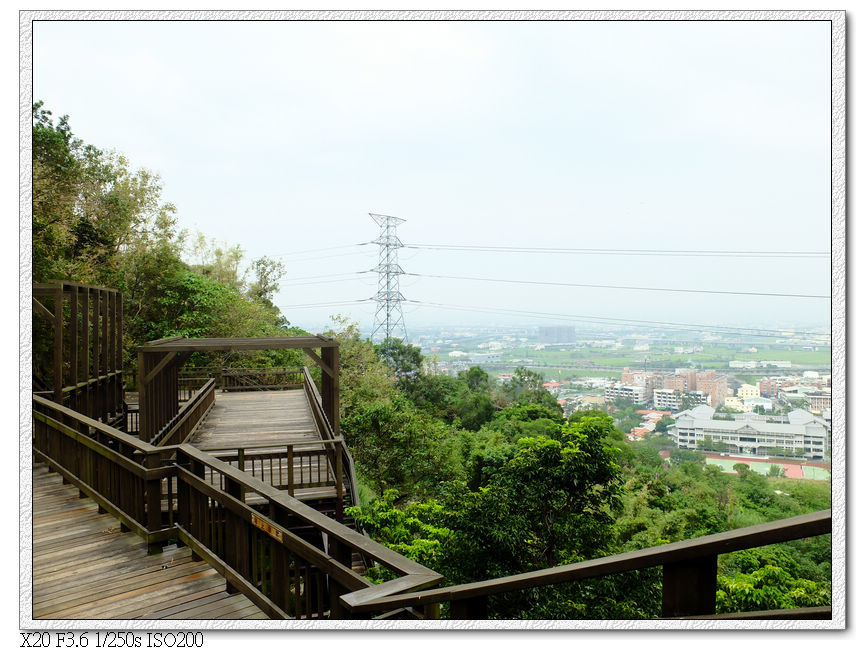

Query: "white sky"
left=31, top=18, right=833, bottom=335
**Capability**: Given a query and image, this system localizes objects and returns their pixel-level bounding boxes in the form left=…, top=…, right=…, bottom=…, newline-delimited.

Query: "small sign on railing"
left=251, top=513, right=284, bottom=542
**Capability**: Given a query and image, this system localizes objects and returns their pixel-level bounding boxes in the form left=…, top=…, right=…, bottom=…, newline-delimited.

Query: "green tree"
left=459, top=366, right=491, bottom=392
left=654, top=415, right=675, bottom=434
left=376, top=337, right=424, bottom=377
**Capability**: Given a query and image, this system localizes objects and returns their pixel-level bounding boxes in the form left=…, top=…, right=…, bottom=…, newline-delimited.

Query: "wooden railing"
left=34, top=371, right=125, bottom=428
left=340, top=509, right=832, bottom=620
left=173, top=445, right=441, bottom=619
left=206, top=440, right=347, bottom=518
left=303, top=366, right=360, bottom=513
left=32, top=395, right=176, bottom=550
left=221, top=367, right=304, bottom=391
left=124, top=402, right=140, bottom=435
left=151, top=379, right=216, bottom=447
left=178, top=366, right=304, bottom=392
left=32, top=395, right=441, bottom=619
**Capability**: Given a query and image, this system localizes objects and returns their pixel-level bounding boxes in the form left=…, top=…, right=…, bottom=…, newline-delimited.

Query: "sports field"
left=704, top=455, right=830, bottom=480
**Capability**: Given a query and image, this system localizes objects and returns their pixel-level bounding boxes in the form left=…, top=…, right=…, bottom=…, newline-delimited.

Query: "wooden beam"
left=142, top=351, right=178, bottom=386
left=137, top=336, right=339, bottom=352
left=302, top=348, right=334, bottom=378
left=32, top=297, right=54, bottom=321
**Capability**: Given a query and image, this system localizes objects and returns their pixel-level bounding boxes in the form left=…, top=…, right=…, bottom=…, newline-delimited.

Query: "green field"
left=499, top=343, right=830, bottom=370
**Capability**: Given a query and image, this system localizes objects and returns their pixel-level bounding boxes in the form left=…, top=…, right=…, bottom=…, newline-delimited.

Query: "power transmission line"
left=277, top=299, right=371, bottom=310
left=271, top=242, right=373, bottom=257
left=404, top=272, right=830, bottom=299
left=402, top=243, right=829, bottom=258
left=404, top=300, right=828, bottom=339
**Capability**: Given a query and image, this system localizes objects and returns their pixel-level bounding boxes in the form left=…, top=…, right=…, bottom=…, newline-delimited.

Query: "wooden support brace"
left=302, top=348, right=334, bottom=378
left=142, top=351, right=178, bottom=386
left=32, top=297, right=54, bottom=321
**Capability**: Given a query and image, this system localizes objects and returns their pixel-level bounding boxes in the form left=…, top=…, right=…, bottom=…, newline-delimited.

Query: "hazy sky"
left=32, top=18, right=832, bottom=336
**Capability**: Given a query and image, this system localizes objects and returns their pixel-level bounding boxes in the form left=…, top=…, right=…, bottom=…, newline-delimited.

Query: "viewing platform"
left=188, top=388, right=347, bottom=508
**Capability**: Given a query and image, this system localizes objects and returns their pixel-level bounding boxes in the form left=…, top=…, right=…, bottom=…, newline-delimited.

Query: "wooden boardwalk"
left=191, top=390, right=320, bottom=451
left=190, top=390, right=339, bottom=504
left=31, top=464, right=267, bottom=620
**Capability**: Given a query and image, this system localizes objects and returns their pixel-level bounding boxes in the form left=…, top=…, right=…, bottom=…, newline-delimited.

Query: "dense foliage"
left=32, top=103, right=304, bottom=380
left=344, top=346, right=832, bottom=619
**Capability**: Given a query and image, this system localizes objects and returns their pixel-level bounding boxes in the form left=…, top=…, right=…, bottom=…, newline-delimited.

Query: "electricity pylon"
left=370, top=213, right=408, bottom=342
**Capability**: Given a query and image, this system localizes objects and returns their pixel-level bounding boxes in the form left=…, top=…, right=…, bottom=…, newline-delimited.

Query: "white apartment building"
left=653, top=388, right=682, bottom=411
left=604, top=383, right=648, bottom=405
left=670, top=407, right=828, bottom=460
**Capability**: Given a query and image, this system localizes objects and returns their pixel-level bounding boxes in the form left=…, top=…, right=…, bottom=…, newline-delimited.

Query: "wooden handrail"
left=152, top=378, right=216, bottom=446
left=302, top=366, right=361, bottom=513
left=340, top=509, right=831, bottom=615
left=34, top=394, right=158, bottom=454
left=176, top=444, right=439, bottom=579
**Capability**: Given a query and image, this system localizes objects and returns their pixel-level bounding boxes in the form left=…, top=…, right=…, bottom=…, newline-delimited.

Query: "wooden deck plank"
left=191, top=390, right=322, bottom=451
left=31, top=465, right=266, bottom=621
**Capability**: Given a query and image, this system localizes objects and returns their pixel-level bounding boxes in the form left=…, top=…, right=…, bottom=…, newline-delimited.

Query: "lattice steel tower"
left=370, top=213, right=408, bottom=342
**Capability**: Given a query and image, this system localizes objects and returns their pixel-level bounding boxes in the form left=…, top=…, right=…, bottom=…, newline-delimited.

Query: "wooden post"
left=320, top=345, right=340, bottom=435
left=662, top=556, right=718, bottom=618
left=82, top=289, right=90, bottom=419
left=287, top=445, right=294, bottom=496
left=225, top=474, right=247, bottom=593
left=328, top=538, right=352, bottom=619
left=450, top=596, right=488, bottom=619
left=53, top=284, right=63, bottom=404
left=145, top=453, right=164, bottom=555
left=335, top=448, right=344, bottom=523
left=70, top=285, right=78, bottom=412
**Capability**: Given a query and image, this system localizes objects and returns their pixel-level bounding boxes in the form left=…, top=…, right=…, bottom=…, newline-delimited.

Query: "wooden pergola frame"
left=33, top=281, right=124, bottom=425
left=137, top=336, right=340, bottom=443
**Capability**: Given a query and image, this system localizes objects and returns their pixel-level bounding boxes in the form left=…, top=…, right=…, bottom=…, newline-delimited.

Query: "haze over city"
left=32, top=19, right=832, bottom=336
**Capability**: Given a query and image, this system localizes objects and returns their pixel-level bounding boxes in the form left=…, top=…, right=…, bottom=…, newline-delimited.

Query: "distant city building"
left=696, top=373, right=728, bottom=408
left=576, top=395, right=606, bottom=409
left=730, top=360, right=759, bottom=369
left=805, top=391, right=831, bottom=413
left=724, top=396, right=745, bottom=412
left=759, top=378, right=779, bottom=398
left=671, top=407, right=828, bottom=460
left=653, top=388, right=682, bottom=411
left=737, top=384, right=760, bottom=399
left=762, top=360, right=793, bottom=368
left=743, top=396, right=774, bottom=412
left=605, top=383, right=648, bottom=405
left=538, top=326, right=575, bottom=344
